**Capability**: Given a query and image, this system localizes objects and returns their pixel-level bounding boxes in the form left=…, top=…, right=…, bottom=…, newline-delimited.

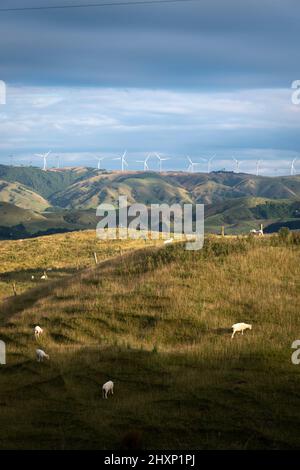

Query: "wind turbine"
left=186, top=156, right=199, bottom=173
left=232, top=157, right=242, bottom=173
left=201, top=154, right=216, bottom=173
left=290, top=158, right=297, bottom=175
left=113, top=150, right=128, bottom=172
left=255, top=160, right=262, bottom=176
left=35, top=150, right=51, bottom=171
left=155, top=153, right=170, bottom=173
left=95, top=156, right=105, bottom=170
left=136, top=154, right=150, bottom=171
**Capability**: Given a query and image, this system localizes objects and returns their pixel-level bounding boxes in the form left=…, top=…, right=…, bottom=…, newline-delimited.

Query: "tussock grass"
left=0, top=235, right=300, bottom=449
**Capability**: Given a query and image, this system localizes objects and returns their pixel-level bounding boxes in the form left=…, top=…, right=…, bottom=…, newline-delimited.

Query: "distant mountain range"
left=0, top=164, right=299, bottom=238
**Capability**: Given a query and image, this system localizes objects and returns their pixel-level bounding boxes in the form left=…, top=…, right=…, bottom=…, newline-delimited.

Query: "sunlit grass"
left=0, top=235, right=300, bottom=449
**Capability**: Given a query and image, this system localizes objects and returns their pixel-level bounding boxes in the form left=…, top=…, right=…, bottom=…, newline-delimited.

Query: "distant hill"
left=169, top=172, right=300, bottom=203
left=0, top=202, right=98, bottom=240
left=0, top=165, right=95, bottom=199
left=0, top=179, right=50, bottom=211
left=0, top=165, right=299, bottom=237
left=50, top=172, right=193, bottom=209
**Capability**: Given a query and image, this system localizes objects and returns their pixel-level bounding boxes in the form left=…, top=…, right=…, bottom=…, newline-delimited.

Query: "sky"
left=0, top=0, right=300, bottom=174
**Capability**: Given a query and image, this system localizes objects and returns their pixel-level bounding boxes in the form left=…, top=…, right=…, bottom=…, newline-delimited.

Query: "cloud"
left=0, top=0, right=299, bottom=88
left=0, top=84, right=299, bottom=174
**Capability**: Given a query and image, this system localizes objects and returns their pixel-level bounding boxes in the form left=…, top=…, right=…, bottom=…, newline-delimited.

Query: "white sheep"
left=164, top=238, right=173, bottom=245
left=34, top=326, right=43, bottom=338
left=231, top=322, right=252, bottom=339
left=40, top=271, right=48, bottom=280
left=36, top=349, right=49, bottom=362
left=102, top=380, right=114, bottom=399
left=250, top=229, right=264, bottom=236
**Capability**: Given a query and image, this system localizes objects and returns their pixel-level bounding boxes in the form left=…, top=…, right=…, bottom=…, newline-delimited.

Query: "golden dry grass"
left=0, top=235, right=300, bottom=449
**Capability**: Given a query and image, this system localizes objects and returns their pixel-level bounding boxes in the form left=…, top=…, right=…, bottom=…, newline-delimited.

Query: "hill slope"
left=0, top=165, right=300, bottom=237
left=50, top=172, right=193, bottom=209
left=0, top=180, right=50, bottom=211
left=1, top=238, right=300, bottom=449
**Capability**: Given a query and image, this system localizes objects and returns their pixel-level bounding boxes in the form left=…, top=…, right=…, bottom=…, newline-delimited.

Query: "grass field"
left=0, top=234, right=300, bottom=449
left=0, top=230, right=161, bottom=300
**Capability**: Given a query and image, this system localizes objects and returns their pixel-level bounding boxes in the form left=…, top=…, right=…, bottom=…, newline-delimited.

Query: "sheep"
left=164, top=238, right=173, bottom=245
left=102, top=380, right=114, bottom=399
left=34, top=326, right=43, bottom=338
left=40, top=271, right=48, bottom=280
left=31, top=275, right=35, bottom=280
left=250, top=228, right=264, bottom=236
left=36, top=349, right=49, bottom=362
left=231, top=322, right=252, bottom=339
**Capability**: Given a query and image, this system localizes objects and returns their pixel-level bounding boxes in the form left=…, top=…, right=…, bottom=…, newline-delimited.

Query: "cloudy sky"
left=0, top=0, right=299, bottom=174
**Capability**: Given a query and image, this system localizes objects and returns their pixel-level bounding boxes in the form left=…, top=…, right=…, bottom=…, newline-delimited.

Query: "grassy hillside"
left=0, top=166, right=300, bottom=238
left=170, top=172, right=300, bottom=203
left=0, top=180, right=50, bottom=211
left=50, top=172, right=192, bottom=209
left=0, top=236, right=300, bottom=449
left=0, top=165, right=95, bottom=199
left=0, top=230, right=159, bottom=300
left=205, top=197, right=300, bottom=234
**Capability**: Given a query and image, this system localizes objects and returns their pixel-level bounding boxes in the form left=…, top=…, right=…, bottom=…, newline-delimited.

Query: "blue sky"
left=0, top=0, right=300, bottom=174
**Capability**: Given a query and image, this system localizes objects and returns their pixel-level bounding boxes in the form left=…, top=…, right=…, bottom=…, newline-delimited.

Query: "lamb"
left=231, top=322, right=252, bottom=339
left=36, top=349, right=49, bottom=362
left=102, top=380, right=114, bottom=399
left=34, top=326, right=43, bottom=338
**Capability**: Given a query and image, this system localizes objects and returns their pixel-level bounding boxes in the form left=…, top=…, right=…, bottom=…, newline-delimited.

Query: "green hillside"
left=0, top=165, right=95, bottom=199
left=50, top=172, right=193, bottom=209
left=0, top=237, right=300, bottom=449
left=0, top=165, right=299, bottom=238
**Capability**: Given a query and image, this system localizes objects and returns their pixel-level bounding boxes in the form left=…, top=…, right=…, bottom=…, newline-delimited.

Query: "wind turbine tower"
left=186, top=156, right=199, bottom=173
left=136, top=154, right=150, bottom=171
left=256, top=160, right=262, bottom=176
left=232, top=157, right=242, bottom=173
left=201, top=154, right=215, bottom=173
left=291, top=158, right=297, bottom=176
left=113, top=151, right=128, bottom=172
left=35, top=151, right=51, bottom=171
left=155, top=153, right=170, bottom=173
left=95, top=156, right=105, bottom=170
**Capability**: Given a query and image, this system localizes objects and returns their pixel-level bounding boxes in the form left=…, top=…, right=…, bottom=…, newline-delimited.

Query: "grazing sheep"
left=34, top=326, right=43, bottom=338
left=31, top=275, right=35, bottom=280
left=102, top=380, right=114, bottom=399
left=231, top=322, right=252, bottom=339
left=250, top=228, right=264, bottom=236
left=164, top=238, right=173, bottom=245
left=36, top=349, right=49, bottom=362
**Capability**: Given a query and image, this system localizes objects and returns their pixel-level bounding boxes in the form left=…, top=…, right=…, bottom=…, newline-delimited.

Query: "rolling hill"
left=0, top=165, right=300, bottom=237
left=0, top=180, right=50, bottom=211
left=0, top=236, right=300, bottom=449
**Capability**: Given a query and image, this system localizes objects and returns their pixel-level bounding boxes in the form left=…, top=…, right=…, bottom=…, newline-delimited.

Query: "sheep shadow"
left=212, top=327, right=232, bottom=336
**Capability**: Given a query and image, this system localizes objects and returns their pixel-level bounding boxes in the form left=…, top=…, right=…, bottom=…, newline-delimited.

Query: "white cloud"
left=0, top=85, right=299, bottom=174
